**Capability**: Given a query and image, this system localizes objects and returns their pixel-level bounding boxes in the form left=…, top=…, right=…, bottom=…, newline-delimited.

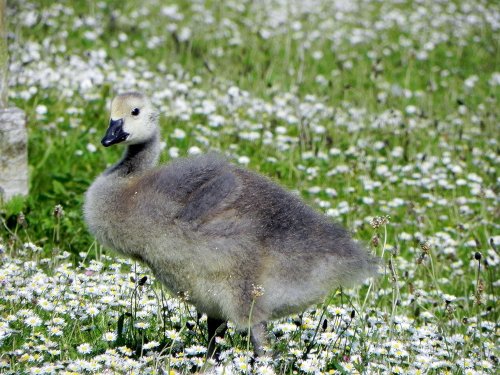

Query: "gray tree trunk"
left=0, top=0, right=29, bottom=201
left=0, top=108, right=28, bottom=200
left=0, top=0, right=7, bottom=107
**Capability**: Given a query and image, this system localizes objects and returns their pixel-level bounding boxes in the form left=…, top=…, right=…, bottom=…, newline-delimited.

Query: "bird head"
left=102, top=92, right=158, bottom=147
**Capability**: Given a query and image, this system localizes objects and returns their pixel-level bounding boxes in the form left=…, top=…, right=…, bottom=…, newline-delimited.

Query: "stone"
left=0, top=107, right=28, bottom=201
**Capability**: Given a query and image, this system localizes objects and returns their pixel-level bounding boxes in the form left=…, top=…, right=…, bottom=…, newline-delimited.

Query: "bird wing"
left=142, top=154, right=242, bottom=226
left=175, top=169, right=239, bottom=222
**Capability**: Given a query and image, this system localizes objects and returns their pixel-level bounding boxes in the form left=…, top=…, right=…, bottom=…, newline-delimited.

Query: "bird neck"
left=106, top=129, right=161, bottom=177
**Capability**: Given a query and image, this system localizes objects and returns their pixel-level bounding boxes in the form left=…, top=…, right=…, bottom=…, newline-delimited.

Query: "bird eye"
left=131, top=108, right=140, bottom=116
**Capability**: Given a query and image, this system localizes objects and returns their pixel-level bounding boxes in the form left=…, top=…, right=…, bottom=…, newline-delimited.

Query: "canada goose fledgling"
left=84, top=92, right=378, bottom=357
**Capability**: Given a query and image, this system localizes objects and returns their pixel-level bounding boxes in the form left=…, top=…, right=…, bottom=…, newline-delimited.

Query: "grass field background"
left=1, top=0, right=498, bottom=373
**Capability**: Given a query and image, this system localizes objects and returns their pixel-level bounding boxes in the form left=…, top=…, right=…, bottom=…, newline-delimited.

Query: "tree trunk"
left=0, top=0, right=29, bottom=200
left=0, top=108, right=28, bottom=200
left=0, top=0, right=7, bottom=107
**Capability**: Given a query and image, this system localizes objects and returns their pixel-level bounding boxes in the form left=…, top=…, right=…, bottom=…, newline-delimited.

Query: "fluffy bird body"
left=84, top=92, right=377, bottom=355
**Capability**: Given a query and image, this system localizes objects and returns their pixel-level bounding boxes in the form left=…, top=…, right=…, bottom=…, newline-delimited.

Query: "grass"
left=1, top=0, right=499, bottom=373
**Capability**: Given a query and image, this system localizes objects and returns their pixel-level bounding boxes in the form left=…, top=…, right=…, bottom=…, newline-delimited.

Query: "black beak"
left=101, top=118, right=129, bottom=147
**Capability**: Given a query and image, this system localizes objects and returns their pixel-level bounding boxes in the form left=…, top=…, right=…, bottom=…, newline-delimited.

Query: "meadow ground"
left=0, top=0, right=498, bottom=374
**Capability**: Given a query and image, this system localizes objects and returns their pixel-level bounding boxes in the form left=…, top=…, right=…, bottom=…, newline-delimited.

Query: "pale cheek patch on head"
left=122, top=115, right=155, bottom=145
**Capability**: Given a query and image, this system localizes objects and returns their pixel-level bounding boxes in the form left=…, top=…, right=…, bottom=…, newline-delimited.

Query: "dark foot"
left=207, top=316, right=227, bottom=360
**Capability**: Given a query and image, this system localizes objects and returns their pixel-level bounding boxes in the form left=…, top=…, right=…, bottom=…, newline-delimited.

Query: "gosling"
left=84, top=92, right=378, bottom=357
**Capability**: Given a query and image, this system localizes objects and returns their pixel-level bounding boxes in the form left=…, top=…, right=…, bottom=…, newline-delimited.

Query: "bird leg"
left=207, top=317, right=227, bottom=360
left=250, top=321, right=268, bottom=357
